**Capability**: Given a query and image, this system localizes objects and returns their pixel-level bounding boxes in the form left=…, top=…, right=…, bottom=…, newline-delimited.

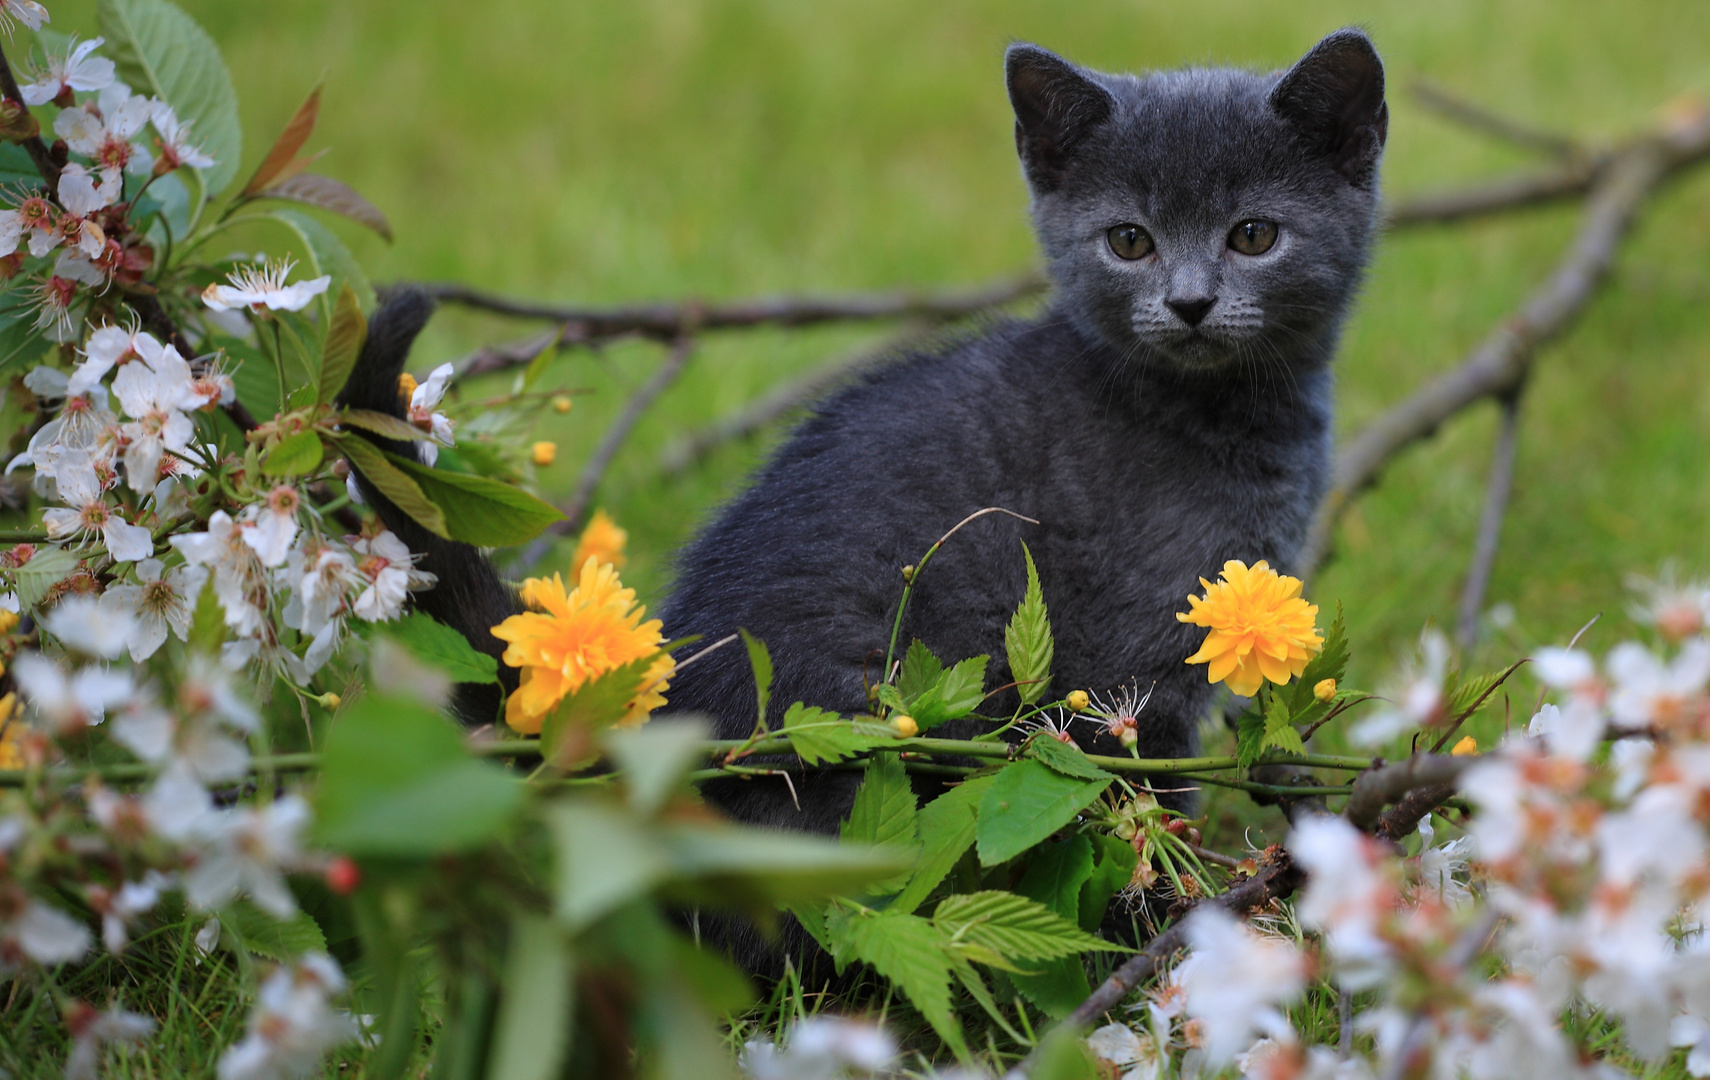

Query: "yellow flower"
left=532, top=440, right=558, bottom=466
left=490, top=557, right=671, bottom=735
left=1314, top=678, right=1337, bottom=703
left=571, top=508, right=628, bottom=571
left=1177, top=560, right=1323, bottom=698
left=1066, top=689, right=1090, bottom=712
left=0, top=693, right=23, bottom=770
left=0, top=609, right=17, bottom=635
left=1451, top=735, right=1479, bottom=756
left=892, top=715, right=918, bottom=738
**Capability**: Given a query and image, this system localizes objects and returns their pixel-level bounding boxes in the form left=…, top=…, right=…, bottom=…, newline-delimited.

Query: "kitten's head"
left=1007, top=29, right=1387, bottom=373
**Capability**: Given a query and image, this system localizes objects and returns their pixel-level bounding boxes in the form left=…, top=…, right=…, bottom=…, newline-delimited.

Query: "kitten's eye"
left=1228, top=220, right=1278, bottom=256
left=1106, top=224, right=1153, bottom=261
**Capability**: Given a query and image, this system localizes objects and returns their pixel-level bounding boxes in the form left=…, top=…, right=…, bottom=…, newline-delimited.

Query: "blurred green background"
left=49, top=0, right=1710, bottom=718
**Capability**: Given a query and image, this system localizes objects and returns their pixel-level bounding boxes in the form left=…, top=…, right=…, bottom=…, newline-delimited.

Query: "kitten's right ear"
left=1270, top=28, right=1388, bottom=188
left=1006, top=44, right=1114, bottom=192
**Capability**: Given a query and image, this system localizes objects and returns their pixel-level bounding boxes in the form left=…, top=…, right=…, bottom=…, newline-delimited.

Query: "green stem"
left=0, top=529, right=49, bottom=542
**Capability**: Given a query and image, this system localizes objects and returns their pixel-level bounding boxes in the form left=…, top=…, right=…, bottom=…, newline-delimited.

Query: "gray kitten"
left=659, top=28, right=1386, bottom=839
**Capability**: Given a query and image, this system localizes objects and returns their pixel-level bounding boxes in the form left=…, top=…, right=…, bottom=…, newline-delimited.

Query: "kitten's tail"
left=336, top=286, right=521, bottom=724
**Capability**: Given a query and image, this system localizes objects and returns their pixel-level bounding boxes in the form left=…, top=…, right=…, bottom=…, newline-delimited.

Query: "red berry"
left=325, top=856, right=361, bottom=895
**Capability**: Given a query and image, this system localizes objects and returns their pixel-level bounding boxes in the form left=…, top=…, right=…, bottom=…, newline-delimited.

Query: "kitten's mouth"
left=1147, top=328, right=1237, bottom=371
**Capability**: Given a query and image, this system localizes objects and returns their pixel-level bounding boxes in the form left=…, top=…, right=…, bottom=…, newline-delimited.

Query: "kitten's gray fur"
left=658, top=29, right=1386, bottom=850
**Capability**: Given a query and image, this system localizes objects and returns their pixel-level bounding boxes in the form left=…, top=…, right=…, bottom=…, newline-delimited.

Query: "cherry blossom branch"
left=419, top=274, right=1045, bottom=347
left=1302, top=98, right=1710, bottom=577
left=1455, top=388, right=1525, bottom=647
left=1346, top=753, right=1473, bottom=833
left=0, top=40, right=61, bottom=191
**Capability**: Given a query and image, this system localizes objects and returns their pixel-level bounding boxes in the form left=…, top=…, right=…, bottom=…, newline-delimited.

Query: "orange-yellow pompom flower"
left=1177, top=560, right=1322, bottom=698
left=490, top=557, right=671, bottom=734
left=571, top=508, right=628, bottom=571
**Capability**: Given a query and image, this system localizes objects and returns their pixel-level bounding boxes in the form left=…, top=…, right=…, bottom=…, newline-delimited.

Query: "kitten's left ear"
left=1270, top=28, right=1388, bottom=187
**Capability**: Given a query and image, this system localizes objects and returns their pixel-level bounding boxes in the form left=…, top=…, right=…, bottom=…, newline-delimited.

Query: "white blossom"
left=93, top=871, right=168, bottom=953
left=0, top=0, right=48, bottom=36
left=1607, top=638, right=1710, bottom=730
left=21, top=36, right=114, bottom=107
left=14, top=652, right=133, bottom=734
left=40, top=595, right=138, bottom=658
left=63, top=1003, right=156, bottom=1080
left=112, top=340, right=201, bottom=494
left=57, top=161, right=121, bottom=217
left=68, top=324, right=169, bottom=398
left=112, top=657, right=258, bottom=782
left=55, top=82, right=154, bottom=185
left=1, top=898, right=91, bottom=971
left=141, top=761, right=216, bottom=843
left=1290, top=814, right=1397, bottom=988
left=202, top=259, right=330, bottom=314
left=171, top=511, right=269, bottom=637
left=186, top=795, right=309, bottom=918
left=238, top=486, right=302, bottom=568
left=407, top=363, right=457, bottom=465
left=40, top=461, right=152, bottom=562
left=1177, top=906, right=1305, bottom=1064
left=150, top=100, right=217, bottom=171
left=349, top=530, right=435, bottom=622
left=1350, top=629, right=1451, bottom=747
left=99, top=557, right=206, bottom=661
left=742, top=1017, right=896, bottom=1080
left=217, top=954, right=357, bottom=1080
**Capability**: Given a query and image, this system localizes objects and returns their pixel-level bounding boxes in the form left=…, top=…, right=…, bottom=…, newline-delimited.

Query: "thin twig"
left=1456, top=389, right=1525, bottom=648
left=1410, top=79, right=1582, bottom=159
left=513, top=337, right=697, bottom=568
left=0, top=42, right=60, bottom=191
left=419, top=273, right=1046, bottom=346
left=1301, top=114, right=1708, bottom=576
left=1346, top=753, right=1474, bottom=832
left=655, top=325, right=927, bottom=477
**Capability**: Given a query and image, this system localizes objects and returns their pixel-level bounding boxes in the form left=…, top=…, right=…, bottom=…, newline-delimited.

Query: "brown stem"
left=418, top=273, right=1045, bottom=347
left=1346, top=753, right=1473, bottom=832
left=1455, top=388, right=1525, bottom=648
left=0, top=42, right=60, bottom=191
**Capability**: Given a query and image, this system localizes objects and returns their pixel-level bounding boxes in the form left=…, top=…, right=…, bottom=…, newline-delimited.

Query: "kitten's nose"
left=1166, top=295, right=1217, bottom=327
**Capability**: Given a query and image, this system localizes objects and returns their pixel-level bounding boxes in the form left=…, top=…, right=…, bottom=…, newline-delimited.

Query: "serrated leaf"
left=486, top=915, right=573, bottom=1080
left=340, top=435, right=448, bottom=537
left=260, top=173, right=394, bottom=242
left=827, top=910, right=966, bottom=1059
left=782, top=702, right=892, bottom=767
left=339, top=408, right=424, bottom=443
left=314, top=693, right=523, bottom=856
left=539, top=654, right=658, bottom=767
left=1005, top=540, right=1053, bottom=705
left=934, top=890, right=1116, bottom=962
left=97, top=0, right=243, bottom=194
left=381, top=611, right=498, bottom=685
left=1030, top=734, right=1113, bottom=780
left=1081, top=833, right=1139, bottom=931
left=897, top=640, right=943, bottom=703
left=243, top=83, right=321, bottom=197
left=1261, top=689, right=1306, bottom=756
left=261, top=429, right=323, bottom=477
left=910, top=655, right=989, bottom=730
left=11, top=544, right=78, bottom=608
left=317, top=285, right=368, bottom=404
left=890, top=775, right=996, bottom=915
left=873, top=683, right=906, bottom=714
left=842, top=753, right=918, bottom=853
left=740, top=628, right=772, bottom=731
left=1235, top=705, right=1266, bottom=770
left=383, top=449, right=565, bottom=548
left=1293, top=603, right=1348, bottom=709
left=221, top=901, right=327, bottom=961
left=1447, top=666, right=1511, bottom=721
left=976, top=759, right=1111, bottom=866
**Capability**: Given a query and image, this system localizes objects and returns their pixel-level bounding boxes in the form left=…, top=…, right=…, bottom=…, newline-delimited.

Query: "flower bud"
left=532, top=441, right=557, bottom=466
left=552, top=395, right=573, bottom=413
left=1313, top=678, right=1337, bottom=703
left=0, top=609, right=17, bottom=636
left=314, top=692, right=342, bottom=710
left=1119, top=726, right=1138, bottom=748
left=1451, top=735, right=1478, bottom=756
left=901, top=564, right=915, bottom=584
left=1066, top=689, right=1090, bottom=712
left=892, top=715, right=918, bottom=738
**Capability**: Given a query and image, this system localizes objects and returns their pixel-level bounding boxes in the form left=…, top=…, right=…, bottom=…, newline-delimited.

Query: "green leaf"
left=608, top=718, right=708, bottom=817
left=221, top=901, right=327, bottom=961
left=740, top=628, right=772, bottom=730
left=890, top=774, right=995, bottom=914
left=667, top=934, right=755, bottom=1016
left=313, top=693, right=523, bottom=856
left=1005, top=540, right=1054, bottom=705
left=380, top=611, right=498, bottom=685
left=1080, top=833, right=1139, bottom=932
left=97, top=0, right=243, bottom=194
left=976, top=759, right=1111, bottom=866
left=486, top=916, right=573, bottom=1080
left=910, top=655, right=989, bottom=730
left=545, top=801, right=669, bottom=931
left=317, top=285, right=368, bottom=403
left=827, top=910, right=967, bottom=1059
left=1447, top=665, right=1512, bottom=721
left=1292, top=603, right=1348, bottom=709
left=1030, top=1023, right=1105, bottom=1080
left=1235, top=704, right=1266, bottom=770
left=897, top=640, right=943, bottom=703
left=1030, top=734, right=1114, bottom=781
left=339, top=408, right=424, bottom=443
left=1262, top=689, right=1306, bottom=757
left=1017, top=835, right=1096, bottom=923
left=654, top=823, right=912, bottom=913
left=259, top=173, right=393, bottom=242
left=539, top=654, right=658, bottom=766
left=261, top=430, right=324, bottom=477
left=188, top=570, right=225, bottom=652
left=266, top=207, right=375, bottom=318
left=933, top=890, right=1116, bottom=962
left=11, top=545, right=78, bottom=609
left=0, top=143, right=39, bottom=190
left=781, top=702, right=894, bottom=767
left=383, top=449, right=565, bottom=547
left=340, top=435, right=448, bottom=537
left=841, top=754, right=918, bottom=894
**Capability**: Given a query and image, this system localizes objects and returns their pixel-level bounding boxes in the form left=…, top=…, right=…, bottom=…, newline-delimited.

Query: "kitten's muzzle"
left=1165, top=295, right=1217, bottom=326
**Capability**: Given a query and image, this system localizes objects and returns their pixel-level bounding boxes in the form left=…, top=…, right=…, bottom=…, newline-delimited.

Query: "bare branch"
left=1383, top=157, right=1608, bottom=227
left=1300, top=115, right=1709, bottom=575
left=418, top=273, right=1046, bottom=346
left=1456, top=388, right=1525, bottom=647
left=1410, top=79, right=1583, bottom=158
left=0, top=43, right=60, bottom=191
left=1346, top=753, right=1473, bottom=832
left=514, top=337, right=698, bottom=569
left=655, top=325, right=927, bottom=477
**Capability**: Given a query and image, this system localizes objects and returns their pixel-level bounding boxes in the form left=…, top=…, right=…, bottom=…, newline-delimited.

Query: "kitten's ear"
left=1270, top=28, right=1388, bottom=187
left=1006, top=43, right=1114, bottom=192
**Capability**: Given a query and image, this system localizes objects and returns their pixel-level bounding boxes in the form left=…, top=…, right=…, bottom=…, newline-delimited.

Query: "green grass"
left=14, top=0, right=1710, bottom=1073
